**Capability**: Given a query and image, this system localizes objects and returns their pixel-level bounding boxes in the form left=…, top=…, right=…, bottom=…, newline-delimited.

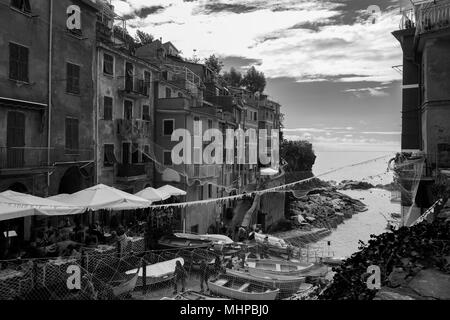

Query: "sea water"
left=311, top=150, right=401, bottom=258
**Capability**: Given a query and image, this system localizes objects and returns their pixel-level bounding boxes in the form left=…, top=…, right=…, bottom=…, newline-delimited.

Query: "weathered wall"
left=48, top=0, right=98, bottom=195
left=96, top=45, right=155, bottom=192
left=421, top=36, right=450, bottom=164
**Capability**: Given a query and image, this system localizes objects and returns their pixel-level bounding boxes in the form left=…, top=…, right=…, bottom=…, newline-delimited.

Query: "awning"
left=0, top=203, right=35, bottom=222
left=50, top=184, right=151, bottom=211
left=135, top=187, right=171, bottom=202
left=0, top=190, right=85, bottom=216
left=157, top=185, right=187, bottom=197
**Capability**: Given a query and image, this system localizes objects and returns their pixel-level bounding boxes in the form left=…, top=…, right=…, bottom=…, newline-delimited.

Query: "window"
left=178, top=92, right=183, bottom=98
left=208, top=184, right=213, bottom=198
left=103, top=53, right=114, bottom=75
left=144, top=71, right=151, bottom=95
left=163, top=150, right=172, bottom=166
left=132, top=143, right=139, bottom=164
left=163, top=119, right=174, bottom=136
left=103, top=96, right=113, bottom=120
left=103, top=144, right=116, bottom=167
left=124, top=100, right=133, bottom=120
left=6, top=111, right=25, bottom=168
left=11, top=0, right=31, bottom=13
left=143, top=145, right=151, bottom=163
left=165, top=87, right=171, bottom=98
left=66, top=63, right=80, bottom=94
left=65, top=118, right=79, bottom=151
left=208, top=119, right=213, bottom=130
left=9, top=43, right=28, bottom=82
left=122, top=142, right=131, bottom=164
left=142, top=105, right=150, bottom=121
left=190, top=225, right=199, bottom=234
left=198, top=185, right=204, bottom=201
left=254, top=112, right=257, bottom=121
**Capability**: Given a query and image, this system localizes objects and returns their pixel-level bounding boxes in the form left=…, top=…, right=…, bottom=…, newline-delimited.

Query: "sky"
left=111, top=0, right=411, bottom=153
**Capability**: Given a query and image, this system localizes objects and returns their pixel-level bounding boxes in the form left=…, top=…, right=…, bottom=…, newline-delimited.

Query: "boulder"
left=374, top=287, right=421, bottom=300
left=407, top=269, right=450, bottom=300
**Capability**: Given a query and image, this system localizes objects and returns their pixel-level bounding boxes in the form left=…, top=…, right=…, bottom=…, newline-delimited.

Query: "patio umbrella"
left=134, top=187, right=171, bottom=202
left=0, top=190, right=85, bottom=216
left=260, top=167, right=279, bottom=176
left=157, top=185, right=187, bottom=197
left=0, top=203, right=35, bottom=222
left=50, top=184, right=151, bottom=211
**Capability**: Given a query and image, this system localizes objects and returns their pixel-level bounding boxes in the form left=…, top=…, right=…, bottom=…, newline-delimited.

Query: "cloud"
left=343, top=86, right=391, bottom=97
left=114, top=0, right=403, bottom=84
left=361, top=131, right=401, bottom=135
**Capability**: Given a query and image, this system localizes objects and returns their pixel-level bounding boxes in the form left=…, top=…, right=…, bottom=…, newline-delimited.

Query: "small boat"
left=126, top=257, right=184, bottom=286
left=246, top=258, right=314, bottom=276
left=158, top=235, right=212, bottom=250
left=173, top=290, right=229, bottom=300
left=226, top=268, right=305, bottom=297
left=175, top=233, right=233, bottom=251
left=321, top=256, right=346, bottom=266
left=208, top=274, right=279, bottom=300
left=254, top=233, right=289, bottom=250
left=110, top=271, right=139, bottom=297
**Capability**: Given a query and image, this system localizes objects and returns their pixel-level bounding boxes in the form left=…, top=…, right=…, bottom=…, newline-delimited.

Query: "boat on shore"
left=174, top=233, right=233, bottom=251
left=126, top=257, right=184, bottom=287
left=208, top=274, right=279, bottom=300
left=158, top=235, right=212, bottom=250
left=245, top=258, right=314, bottom=276
left=321, top=256, right=346, bottom=266
left=110, top=271, right=139, bottom=297
left=174, top=290, right=229, bottom=300
left=226, top=268, right=305, bottom=297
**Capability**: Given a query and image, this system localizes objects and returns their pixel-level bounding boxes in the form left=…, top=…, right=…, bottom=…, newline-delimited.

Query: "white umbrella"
left=0, top=203, right=35, bottom=222
left=260, top=167, right=279, bottom=176
left=0, top=190, right=85, bottom=216
left=135, top=187, right=171, bottom=202
left=51, top=184, right=151, bottom=211
left=157, top=185, right=187, bottom=197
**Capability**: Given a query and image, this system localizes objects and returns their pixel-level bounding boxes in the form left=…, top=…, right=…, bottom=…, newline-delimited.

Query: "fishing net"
left=389, top=152, right=425, bottom=226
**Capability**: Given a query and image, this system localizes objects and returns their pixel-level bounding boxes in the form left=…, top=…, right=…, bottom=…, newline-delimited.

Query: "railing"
left=116, top=119, right=151, bottom=139
left=116, top=163, right=147, bottom=178
left=0, top=147, right=49, bottom=170
left=399, top=8, right=416, bottom=30
left=122, top=77, right=149, bottom=97
left=415, top=1, right=450, bottom=34
left=187, top=164, right=219, bottom=178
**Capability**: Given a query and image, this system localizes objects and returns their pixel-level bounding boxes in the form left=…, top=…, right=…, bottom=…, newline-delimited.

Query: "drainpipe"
left=95, top=49, right=100, bottom=184
left=47, top=0, right=53, bottom=195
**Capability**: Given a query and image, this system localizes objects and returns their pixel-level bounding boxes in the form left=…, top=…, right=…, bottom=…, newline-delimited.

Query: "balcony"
left=119, top=77, right=150, bottom=98
left=116, top=163, right=148, bottom=182
left=0, top=147, right=51, bottom=176
left=116, top=119, right=151, bottom=139
left=416, top=1, right=450, bottom=34
left=157, top=97, right=191, bottom=111
left=187, top=164, right=219, bottom=179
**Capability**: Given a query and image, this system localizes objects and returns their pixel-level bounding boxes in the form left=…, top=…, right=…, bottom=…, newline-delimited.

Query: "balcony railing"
left=399, top=8, right=416, bottom=30
left=121, top=77, right=150, bottom=97
left=187, top=164, right=219, bottom=178
left=116, top=119, right=151, bottom=139
left=415, top=2, right=450, bottom=34
left=0, top=147, right=49, bottom=171
left=116, top=163, right=147, bottom=178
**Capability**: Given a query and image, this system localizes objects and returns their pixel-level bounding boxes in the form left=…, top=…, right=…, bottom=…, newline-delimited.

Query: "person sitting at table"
left=85, top=234, right=98, bottom=247
left=89, top=221, right=104, bottom=243
left=73, top=222, right=86, bottom=243
left=107, top=231, right=118, bottom=245
left=36, top=231, right=48, bottom=247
